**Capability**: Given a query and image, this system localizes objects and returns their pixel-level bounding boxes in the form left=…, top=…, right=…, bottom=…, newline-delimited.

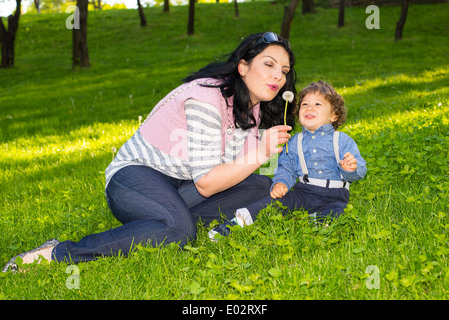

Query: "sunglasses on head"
left=250, top=32, right=289, bottom=49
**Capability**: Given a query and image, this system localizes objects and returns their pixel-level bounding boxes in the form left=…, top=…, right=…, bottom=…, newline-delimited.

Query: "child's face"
left=299, top=92, right=337, bottom=132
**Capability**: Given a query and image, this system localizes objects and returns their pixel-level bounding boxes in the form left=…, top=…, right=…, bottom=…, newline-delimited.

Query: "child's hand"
left=270, top=183, right=288, bottom=199
left=340, top=152, right=358, bottom=172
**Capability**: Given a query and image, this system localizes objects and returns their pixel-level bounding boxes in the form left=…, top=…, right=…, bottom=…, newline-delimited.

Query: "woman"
left=3, top=32, right=297, bottom=271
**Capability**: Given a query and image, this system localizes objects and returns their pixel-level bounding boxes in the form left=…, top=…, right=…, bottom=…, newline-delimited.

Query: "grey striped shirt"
left=105, top=99, right=250, bottom=188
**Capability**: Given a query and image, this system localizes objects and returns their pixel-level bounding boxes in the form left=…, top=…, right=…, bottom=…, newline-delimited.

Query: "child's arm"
left=270, top=133, right=300, bottom=197
left=338, top=134, right=367, bottom=182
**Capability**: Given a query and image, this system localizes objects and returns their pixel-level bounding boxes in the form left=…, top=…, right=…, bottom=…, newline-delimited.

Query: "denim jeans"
left=246, top=181, right=350, bottom=221
left=52, top=165, right=271, bottom=263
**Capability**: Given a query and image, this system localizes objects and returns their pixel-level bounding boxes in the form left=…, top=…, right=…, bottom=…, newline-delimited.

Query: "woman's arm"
left=195, top=125, right=291, bottom=197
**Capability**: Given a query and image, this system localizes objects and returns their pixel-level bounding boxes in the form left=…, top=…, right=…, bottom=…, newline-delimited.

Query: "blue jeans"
left=52, top=165, right=271, bottom=263
left=246, top=181, right=350, bottom=221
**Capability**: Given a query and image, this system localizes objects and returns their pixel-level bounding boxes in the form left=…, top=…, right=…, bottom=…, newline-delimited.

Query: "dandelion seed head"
left=282, top=91, right=294, bottom=103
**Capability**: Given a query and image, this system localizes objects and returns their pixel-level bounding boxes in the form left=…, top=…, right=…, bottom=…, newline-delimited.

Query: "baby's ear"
left=331, top=112, right=338, bottom=123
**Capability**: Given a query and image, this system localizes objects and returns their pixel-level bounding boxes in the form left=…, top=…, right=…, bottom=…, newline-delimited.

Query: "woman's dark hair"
left=183, top=32, right=297, bottom=130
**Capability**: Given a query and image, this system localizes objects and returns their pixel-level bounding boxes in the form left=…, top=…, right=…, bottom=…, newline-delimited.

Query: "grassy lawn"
left=0, top=1, right=448, bottom=300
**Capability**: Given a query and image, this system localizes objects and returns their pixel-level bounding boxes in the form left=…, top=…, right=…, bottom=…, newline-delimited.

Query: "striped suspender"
left=297, top=131, right=344, bottom=183
left=333, top=131, right=340, bottom=163
left=333, top=131, right=345, bottom=181
left=297, top=132, right=309, bottom=182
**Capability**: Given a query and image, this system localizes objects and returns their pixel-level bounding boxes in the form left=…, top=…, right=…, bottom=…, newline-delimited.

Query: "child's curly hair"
left=298, top=80, right=347, bottom=129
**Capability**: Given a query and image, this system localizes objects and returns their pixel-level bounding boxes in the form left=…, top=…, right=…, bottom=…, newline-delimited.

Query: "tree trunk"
left=338, top=0, right=344, bottom=28
left=137, top=0, right=147, bottom=26
left=163, top=0, right=170, bottom=12
left=187, top=0, right=195, bottom=35
left=0, top=0, right=21, bottom=69
left=395, top=0, right=410, bottom=41
left=280, top=0, right=300, bottom=40
left=34, top=0, right=40, bottom=13
left=72, top=0, right=90, bottom=69
left=302, top=0, right=314, bottom=15
left=234, top=0, right=239, bottom=18
left=91, top=0, right=102, bottom=9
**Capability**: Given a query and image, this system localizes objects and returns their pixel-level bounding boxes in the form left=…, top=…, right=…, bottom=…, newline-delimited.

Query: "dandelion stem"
left=281, top=91, right=293, bottom=154
left=284, top=100, right=289, bottom=153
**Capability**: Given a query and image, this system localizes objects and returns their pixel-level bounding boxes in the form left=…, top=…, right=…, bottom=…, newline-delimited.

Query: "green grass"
left=1, top=2, right=449, bottom=300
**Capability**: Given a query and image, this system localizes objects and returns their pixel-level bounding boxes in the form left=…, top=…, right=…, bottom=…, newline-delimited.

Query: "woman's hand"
left=259, top=125, right=292, bottom=159
left=195, top=125, right=291, bottom=198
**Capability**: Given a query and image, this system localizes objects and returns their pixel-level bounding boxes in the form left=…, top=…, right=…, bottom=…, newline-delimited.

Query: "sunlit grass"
left=0, top=121, right=137, bottom=162
left=342, top=67, right=449, bottom=95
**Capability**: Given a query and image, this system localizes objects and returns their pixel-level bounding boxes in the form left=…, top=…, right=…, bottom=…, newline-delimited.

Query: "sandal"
left=2, top=239, right=59, bottom=273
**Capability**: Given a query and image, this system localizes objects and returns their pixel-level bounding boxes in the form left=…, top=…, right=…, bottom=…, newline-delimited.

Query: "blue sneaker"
left=208, top=218, right=239, bottom=241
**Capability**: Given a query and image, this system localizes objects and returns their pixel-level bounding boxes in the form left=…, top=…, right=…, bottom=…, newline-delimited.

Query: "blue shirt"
left=272, top=124, right=367, bottom=190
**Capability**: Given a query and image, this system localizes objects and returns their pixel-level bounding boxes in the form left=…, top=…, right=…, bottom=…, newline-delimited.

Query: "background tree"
left=234, top=0, right=239, bottom=18
left=187, top=0, right=194, bottom=35
left=72, top=0, right=89, bottom=69
left=90, top=0, right=102, bottom=10
left=338, top=0, right=344, bottom=28
left=395, top=0, right=410, bottom=40
left=280, top=0, right=300, bottom=40
left=163, top=0, right=169, bottom=12
left=34, top=0, right=41, bottom=13
left=302, top=0, right=314, bottom=15
left=0, top=0, right=21, bottom=68
left=137, top=0, right=147, bottom=26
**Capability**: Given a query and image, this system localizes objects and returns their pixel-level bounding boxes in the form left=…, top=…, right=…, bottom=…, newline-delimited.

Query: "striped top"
left=105, top=79, right=261, bottom=188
